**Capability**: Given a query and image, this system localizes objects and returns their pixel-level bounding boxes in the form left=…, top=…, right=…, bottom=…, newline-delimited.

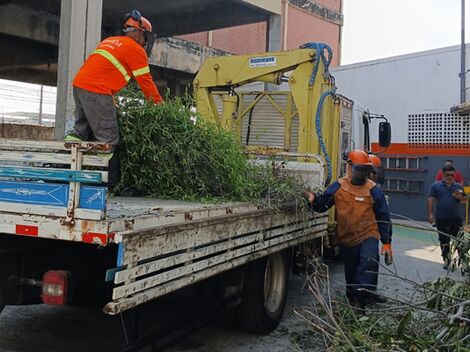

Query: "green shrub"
left=116, top=87, right=306, bottom=205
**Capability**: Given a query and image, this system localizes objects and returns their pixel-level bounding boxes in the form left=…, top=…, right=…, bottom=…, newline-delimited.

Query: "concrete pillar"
left=54, top=0, right=103, bottom=140
left=266, top=14, right=281, bottom=52
left=265, top=14, right=282, bottom=91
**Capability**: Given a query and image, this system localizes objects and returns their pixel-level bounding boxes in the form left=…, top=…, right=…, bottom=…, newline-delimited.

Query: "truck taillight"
left=42, top=271, right=70, bottom=305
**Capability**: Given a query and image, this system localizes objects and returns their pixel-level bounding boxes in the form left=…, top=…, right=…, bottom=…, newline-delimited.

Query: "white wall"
left=332, top=44, right=470, bottom=143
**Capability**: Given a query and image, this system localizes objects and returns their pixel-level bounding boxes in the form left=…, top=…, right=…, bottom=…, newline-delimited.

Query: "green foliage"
left=115, top=86, right=307, bottom=204
left=302, top=227, right=470, bottom=351
left=329, top=273, right=470, bottom=350
left=449, top=226, right=470, bottom=276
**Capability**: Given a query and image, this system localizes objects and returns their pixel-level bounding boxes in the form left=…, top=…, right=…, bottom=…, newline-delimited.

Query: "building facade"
left=332, top=45, right=470, bottom=221
left=178, top=0, right=343, bottom=67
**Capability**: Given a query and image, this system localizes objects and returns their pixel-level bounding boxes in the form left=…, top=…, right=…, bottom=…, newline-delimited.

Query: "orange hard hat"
left=347, top=150, right=372, bottom=165
left=124, top=10, right=153, bottom=32
left=368, top=154, right=382, bottom=167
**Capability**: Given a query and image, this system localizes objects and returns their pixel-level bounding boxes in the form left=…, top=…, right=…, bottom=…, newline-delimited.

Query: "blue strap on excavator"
left=300, top=42, right=333, bottom=87
left=300, top=42, right=336, bottom=186
left=316, top=89, right=335, bottom=186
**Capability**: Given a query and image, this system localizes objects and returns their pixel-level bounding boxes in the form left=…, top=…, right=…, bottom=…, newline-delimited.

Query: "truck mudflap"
left=103, top=209, right=328, bottom=315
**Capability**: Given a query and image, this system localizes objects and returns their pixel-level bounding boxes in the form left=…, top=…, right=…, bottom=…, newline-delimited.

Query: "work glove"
left=381, top=244, right=393, bottom=266
left=306, top=191, right=315, bottom=204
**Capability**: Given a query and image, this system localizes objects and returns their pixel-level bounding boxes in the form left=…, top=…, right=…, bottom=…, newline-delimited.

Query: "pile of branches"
left=450, top=225, right=470, bottom=276
left=296, top=226, right=470, bottom=351
left=115, top=87, right=309, bottom=205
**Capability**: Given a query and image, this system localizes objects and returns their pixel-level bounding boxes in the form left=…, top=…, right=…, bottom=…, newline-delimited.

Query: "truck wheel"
left=237, top=250, right=290, bottom=334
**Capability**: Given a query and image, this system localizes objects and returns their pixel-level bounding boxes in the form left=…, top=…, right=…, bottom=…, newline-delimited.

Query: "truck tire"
left=237, top=250, right=290, bottom=334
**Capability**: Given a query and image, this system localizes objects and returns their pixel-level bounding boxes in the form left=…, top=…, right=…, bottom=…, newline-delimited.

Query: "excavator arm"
left=194, top=45, right=340, bottom=186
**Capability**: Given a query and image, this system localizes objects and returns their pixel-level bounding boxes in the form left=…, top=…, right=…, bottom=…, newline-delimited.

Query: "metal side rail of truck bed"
left=104, top=203, right=328, bottom=314
left=0, top=139, right=328, bottom=315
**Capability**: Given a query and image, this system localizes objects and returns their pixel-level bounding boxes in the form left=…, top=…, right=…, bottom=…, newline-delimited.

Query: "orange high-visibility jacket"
left=73, top=36, right=163, bottom=104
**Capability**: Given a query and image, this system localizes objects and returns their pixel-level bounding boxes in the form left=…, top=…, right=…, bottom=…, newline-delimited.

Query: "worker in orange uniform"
left=308, top=150, right=392, bottom=309
left=66, top=10, right=164, bottom=191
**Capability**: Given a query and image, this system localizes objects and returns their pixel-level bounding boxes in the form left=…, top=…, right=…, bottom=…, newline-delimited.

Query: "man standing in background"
left=428, top=164, right=467, bottom=269
left=435, top=160, right=464, bottom=185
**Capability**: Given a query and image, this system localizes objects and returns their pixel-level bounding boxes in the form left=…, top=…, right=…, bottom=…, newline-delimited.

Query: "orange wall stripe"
left=372, top=143, right=470, bottom=156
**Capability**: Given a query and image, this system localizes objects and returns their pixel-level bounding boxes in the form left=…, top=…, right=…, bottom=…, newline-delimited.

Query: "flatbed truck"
left=0, top=45, right=390, bottom=337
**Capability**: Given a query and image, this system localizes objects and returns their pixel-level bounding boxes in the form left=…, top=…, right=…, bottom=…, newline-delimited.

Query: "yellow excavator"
left=194, top=43, right=342, bottom=185
left=194, top=42, right=391, bottom=251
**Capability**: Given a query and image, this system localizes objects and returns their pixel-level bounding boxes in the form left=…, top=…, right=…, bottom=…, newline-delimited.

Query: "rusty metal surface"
left=116, top=208, right=281, bottom=265
left=104, top=207, right=328, bottom=314
left=106, top=197, right=215, bottom=218
left=105, top=198, right=262, bottom=235
left=105, top=216, right=327, bottom=314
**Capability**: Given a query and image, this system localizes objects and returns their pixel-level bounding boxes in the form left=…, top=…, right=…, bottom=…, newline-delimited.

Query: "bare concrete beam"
left=154, top=5, right=268, bottom=37
left=0, top=67, right=57, bottom=86
left=288, top=0, right=343, bottom=25
left=11, top=0, right=61, bottom=15
left=0, top=4, right=60, bottom=45
left=151, top=38, right=228, bottom=74
left=265, top=14, right=281, bottom=91
left=0, top=1, right=280, bottom=44
left=266, top=15, right=281, bottom=52
left=238, top=0, right=282, bottom=15
left=0, top=35, right=57, bottom=70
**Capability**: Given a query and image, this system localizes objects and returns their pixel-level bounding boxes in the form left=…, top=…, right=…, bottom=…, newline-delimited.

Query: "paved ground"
left=0, top=225, right=464, bottom=352
left=168, top=224, right=463, bottom=352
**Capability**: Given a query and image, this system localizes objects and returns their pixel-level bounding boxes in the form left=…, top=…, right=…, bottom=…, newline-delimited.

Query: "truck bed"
left=105, top=201, right=328, bottom=314
left=106, top=196, right=262, bottom=233
left=107, top=197, right=212, bottom=218
left=0, top=139, right=328, bottom=314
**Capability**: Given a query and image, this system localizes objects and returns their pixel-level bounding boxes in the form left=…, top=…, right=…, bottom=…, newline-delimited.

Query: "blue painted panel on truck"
left=78, top=186, right=107, bottom=210
left=0, top=166, right=102, bottom=184
left=0, top=180, right=107, bottom=210
left=385, top=156, right=469, bottom=221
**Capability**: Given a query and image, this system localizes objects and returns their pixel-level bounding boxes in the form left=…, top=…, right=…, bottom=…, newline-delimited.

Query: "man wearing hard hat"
left=308, top=150, right=392, bottom=309
left=67, top=10, right=164, bottom=190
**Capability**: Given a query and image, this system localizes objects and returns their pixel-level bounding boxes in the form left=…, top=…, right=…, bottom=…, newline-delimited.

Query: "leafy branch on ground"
left=295, top=225, right=470, bottom=351
left=115, top=86, right=315, bottom=207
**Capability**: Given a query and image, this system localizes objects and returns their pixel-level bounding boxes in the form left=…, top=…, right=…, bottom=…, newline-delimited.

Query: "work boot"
left=346, top=293, right=358, bottom=306
left=64, top=132, right=83, bottom=142
left=367, top=292, right=387, bottom=303
left=347, top=294, right=366, bottom=314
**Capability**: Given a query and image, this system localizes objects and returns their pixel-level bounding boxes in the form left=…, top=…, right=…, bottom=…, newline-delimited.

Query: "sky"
left=341, top=0, right=468, bottom=64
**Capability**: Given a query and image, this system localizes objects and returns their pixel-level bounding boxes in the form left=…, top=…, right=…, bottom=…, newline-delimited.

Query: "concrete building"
left=0, top=0, right=344, bottom=139
left=333, top=45, right=470, bottom=221
left=178, top=0, right=343, bottom=66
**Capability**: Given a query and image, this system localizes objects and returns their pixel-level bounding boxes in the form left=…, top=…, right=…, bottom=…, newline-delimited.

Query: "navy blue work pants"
left=436, top=218, right=462, bottom=261
left=340, top=237, right=379, bottom=300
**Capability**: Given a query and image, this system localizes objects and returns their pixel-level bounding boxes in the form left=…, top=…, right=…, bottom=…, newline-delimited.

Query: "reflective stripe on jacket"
left=73, top=36, right=163, bottom=104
